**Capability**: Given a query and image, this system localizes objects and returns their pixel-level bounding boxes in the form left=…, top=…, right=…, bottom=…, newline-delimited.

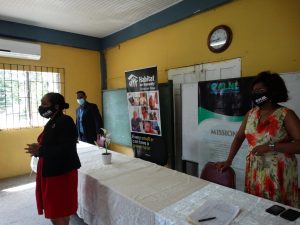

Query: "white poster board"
left=182, top=72, right=300, bottom=190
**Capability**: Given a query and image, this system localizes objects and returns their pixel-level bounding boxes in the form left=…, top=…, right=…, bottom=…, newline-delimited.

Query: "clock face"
left=210, top=29, right=228, bottom=49
left=208, top=25, right=232, bottom=53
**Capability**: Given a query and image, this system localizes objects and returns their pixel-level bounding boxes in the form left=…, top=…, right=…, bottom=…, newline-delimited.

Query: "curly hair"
left=251, top=71, right=289, bottom=103
left=45, top=92, right=69, bottom=110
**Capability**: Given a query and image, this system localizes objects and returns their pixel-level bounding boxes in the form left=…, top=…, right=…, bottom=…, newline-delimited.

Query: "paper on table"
left=187, top=199, right=240, bottom=225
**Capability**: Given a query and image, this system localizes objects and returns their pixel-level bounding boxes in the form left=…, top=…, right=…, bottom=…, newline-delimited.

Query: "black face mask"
left=251, top=92, right=270, bottom=107
left=38, top=105, right=55, bottom=118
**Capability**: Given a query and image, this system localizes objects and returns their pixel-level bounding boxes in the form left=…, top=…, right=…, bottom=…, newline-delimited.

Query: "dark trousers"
left=79, top=132, right=95, bottom=145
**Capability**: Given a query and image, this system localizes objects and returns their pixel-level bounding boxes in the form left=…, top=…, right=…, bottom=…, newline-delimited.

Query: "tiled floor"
left=0, top=173, right=87, bottom=225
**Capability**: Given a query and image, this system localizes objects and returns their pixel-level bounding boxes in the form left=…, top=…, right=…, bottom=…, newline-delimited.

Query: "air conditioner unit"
left=0, top=37, right=41, bottom=60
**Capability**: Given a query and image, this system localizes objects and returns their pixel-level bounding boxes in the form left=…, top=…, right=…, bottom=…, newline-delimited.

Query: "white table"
left=76, top=142, right=300, bottom=225
left=155, top=183, right=300, bottom=225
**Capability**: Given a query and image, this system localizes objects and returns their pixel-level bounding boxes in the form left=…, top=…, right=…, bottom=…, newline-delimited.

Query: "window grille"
left=0, top=63, right=65, bottom=129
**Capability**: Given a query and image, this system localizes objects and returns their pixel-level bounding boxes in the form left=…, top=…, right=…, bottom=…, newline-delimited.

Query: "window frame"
left=0, top=63, right=65, bottom=129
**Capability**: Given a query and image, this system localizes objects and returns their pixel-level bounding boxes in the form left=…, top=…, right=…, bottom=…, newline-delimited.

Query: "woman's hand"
left=215, top=160, right=232, bottom=172
left=251, top=144, right=271, bottom=156
left=24, top=143, right=40, bottom=156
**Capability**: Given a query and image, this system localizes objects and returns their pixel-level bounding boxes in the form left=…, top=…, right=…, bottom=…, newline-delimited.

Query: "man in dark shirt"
left=131, top=111, right=142, bottom=132
left=76, top=90, right=103, bottom=144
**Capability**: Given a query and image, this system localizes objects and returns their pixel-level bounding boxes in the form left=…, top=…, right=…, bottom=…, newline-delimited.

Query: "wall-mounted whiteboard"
left=182, top=72, right=300, bottom=190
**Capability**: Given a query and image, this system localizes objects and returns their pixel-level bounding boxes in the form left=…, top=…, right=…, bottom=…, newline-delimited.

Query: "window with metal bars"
left=0, top=63, right=65, bottom=129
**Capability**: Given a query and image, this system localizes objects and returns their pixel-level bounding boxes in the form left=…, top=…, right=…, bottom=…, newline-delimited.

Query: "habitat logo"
left=139, top=75, right=155, bottom=83
left=128, top=74, right=138, bottom=87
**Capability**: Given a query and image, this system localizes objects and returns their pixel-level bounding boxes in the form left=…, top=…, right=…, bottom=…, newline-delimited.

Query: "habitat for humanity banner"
left=125, top=66, right=165, bottom=165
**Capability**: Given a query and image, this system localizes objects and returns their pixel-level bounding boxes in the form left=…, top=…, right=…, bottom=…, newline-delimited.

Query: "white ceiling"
left=0, top=0, right=182, bottom=38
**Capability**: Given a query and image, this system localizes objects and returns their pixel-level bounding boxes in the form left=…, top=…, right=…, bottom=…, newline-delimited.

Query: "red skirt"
left=36, top=158, right=78, bottom=219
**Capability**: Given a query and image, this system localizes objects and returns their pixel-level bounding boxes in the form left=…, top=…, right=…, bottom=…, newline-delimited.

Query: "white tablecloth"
left=155, top=183, right=300, bottom=225
left=77, top=142, right=300, bottom=225
left=77, top=142, right=208, bottom=225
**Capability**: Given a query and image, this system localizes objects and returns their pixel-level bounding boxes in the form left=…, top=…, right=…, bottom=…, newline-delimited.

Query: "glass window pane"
left=0, top=64, right=63, bottom=129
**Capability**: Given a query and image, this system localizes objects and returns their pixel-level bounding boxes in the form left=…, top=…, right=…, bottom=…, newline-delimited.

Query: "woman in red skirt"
left=25, top=92, right=81, bottom=225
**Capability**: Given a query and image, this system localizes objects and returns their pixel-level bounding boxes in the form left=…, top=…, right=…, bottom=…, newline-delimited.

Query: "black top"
left=76, top=101, right=103, bottom=143
left=39, top=113, right=81, bottom=177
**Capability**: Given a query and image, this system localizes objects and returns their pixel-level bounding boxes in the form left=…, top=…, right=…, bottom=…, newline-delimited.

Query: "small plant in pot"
left=95, top=128, right=112, bottom=165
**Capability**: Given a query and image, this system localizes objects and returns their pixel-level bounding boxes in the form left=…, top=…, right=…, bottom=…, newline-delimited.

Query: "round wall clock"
left=207, top=25, right=232, bottom=53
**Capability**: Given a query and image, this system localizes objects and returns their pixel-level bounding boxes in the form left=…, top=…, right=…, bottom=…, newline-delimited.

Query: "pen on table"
left=198, top=217, right=216, bottom=222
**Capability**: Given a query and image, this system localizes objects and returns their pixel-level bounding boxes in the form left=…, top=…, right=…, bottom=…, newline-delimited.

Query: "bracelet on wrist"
left=268, top=143, right=276, bottom=151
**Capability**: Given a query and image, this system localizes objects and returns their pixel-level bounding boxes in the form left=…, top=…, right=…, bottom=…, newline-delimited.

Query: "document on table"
left=187, top=199, right=240, bottom=225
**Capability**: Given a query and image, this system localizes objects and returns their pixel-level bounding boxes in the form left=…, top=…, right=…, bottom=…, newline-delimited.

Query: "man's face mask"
left=251, top=91, right=270, bottom=107
left=77, top=98, right=85, bottom=105
left=38, top=105, right=55, bottom=118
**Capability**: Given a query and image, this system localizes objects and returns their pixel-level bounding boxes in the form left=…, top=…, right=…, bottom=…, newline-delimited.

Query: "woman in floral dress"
left=216, top=71, right=300, bottom=207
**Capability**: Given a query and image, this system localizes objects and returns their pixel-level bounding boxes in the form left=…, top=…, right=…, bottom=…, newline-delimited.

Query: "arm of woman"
left=215, top=112, right=248, bottom=171
left=252, top=109, right=300, bottom=155
left=275, top=109, right=300, bottom=154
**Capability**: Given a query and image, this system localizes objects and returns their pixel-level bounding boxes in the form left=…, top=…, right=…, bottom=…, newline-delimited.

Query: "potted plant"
left=95, top=128, right=112, bottom=165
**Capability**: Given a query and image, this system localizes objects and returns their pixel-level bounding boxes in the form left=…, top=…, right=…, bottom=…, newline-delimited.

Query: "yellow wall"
left=105, top=0, right=300, bottom=89
left=2, top=0, right=299, bottom=176
left=0, top=43, right=101, bottom=179
left=105, top=0, right=300, bottom=156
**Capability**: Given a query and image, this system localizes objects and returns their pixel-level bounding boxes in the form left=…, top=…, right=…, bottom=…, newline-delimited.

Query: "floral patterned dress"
left=245, top=107, right=299, bottom=207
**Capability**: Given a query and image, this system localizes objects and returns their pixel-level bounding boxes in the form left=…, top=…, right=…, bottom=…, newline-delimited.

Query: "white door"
left=168, top=58, right=241, bottom=172
left=168, top=65, right=198, bottom=171
left=202, top=58, right=241, bottom=80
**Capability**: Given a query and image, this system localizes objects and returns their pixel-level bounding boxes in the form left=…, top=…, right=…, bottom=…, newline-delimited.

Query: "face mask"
left=38, top=106, right=55, bottom=118
left=251, top=92, right=270, bottom=106
left=77, top=98, right=85, bottom=105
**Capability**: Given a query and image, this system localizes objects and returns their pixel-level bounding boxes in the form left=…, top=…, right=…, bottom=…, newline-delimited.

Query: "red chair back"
left=200, top=162, right=236, bottom=189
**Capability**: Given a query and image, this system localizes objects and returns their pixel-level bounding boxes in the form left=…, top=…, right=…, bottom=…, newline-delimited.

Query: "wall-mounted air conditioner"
left=0, top=37, right=41, bottom=60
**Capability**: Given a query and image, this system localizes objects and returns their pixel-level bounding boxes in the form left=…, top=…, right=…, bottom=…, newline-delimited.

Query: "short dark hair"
left=45, top=92, right=69, bottom=110
left=251, top=71, right=288, bottom=103
left=76, top=90, right=86, bottom=96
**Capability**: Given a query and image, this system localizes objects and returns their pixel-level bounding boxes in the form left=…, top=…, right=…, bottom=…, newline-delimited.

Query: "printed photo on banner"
left=139, top=92, right=147, bottom=106
left=148, top=91, right=159, bottom=110
left=149, top=110, right=159, bottom=121
left=129, top=106, right=143, bottom=133
left=127, top=92, right=161, bottom=136
left=141, top=106, right=149, bottom=120
left=127, top=92, right=139, bottom=106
